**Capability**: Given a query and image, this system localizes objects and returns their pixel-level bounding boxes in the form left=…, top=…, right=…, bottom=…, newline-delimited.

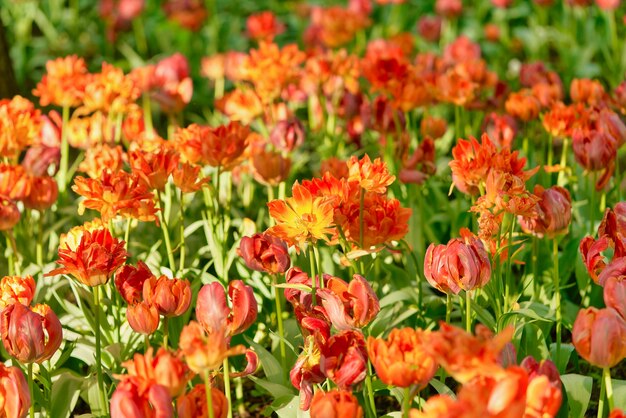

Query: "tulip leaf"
left=249, top=376, right=294, bottom=399
left=612, top=379, right=626, bottom=410
left=51, top=371, right=83, bottom=418
left=273, top=283, right=312, bottom=293
left=271, top=394, right=309, bottom=418
left=549, top=343, right=574, bottom=374
left=245, top=336, right=286, bottom=385
left=561, top=373, right=593, bottom=418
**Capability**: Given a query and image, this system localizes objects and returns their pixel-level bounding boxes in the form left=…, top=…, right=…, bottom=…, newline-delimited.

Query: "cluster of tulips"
left=2, top=0, right=626, bottom=416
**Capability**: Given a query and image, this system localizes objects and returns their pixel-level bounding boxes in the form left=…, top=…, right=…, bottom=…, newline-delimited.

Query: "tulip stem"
left=144, top=335, right=150, bottom=352
left=364, top=362, right=377, bottom=418
left=223, top=358, right=233, bottom=418
left=445, top=293, right=452, bottom=323
left=465, top=291, right=472, bottom=332
left=553, top=239, right=562, bottom=371
left=156, top=190, right=176, bottom=271
left=557, top=138, right=569, bottom=187
left=532, top=237, right=540, bottom=301
left=28, top=363, right=34, bottom=418
left=313, top=245, right=323, bottom=289
left=93, top=285, right=108, bottom=415
left=589, top=173, right=597, bottom=236
left=603, top=367, right=615, bottom=415
left=204, top=371, right=215, bottom=418
left=179, top=194, right=186, bottom=273
left=309, top=245, right=317, bottom=305
left=36, top=212, right=44, bottom=267
left=359, top=188, right=365, bottom=249
left=162, top=316, right=169, bottom=349
left=58, top=105, right=70, bottom=193
left=273, top=275, right=288, bottom=382
left=402, top=387, right=411, bottom=418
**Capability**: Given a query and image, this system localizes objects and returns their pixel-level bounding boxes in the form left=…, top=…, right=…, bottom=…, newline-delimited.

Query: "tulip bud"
left=23, top=175, right=58, bottom=211
left=0, top=275, right=36, bottom=309
left=572, top=129, right=616, bottom=172
left=143, top=276, right=191, bottom=317
left=572, top=307, right=626, bottom=368
left=0, top=362, right=30, bottom=418
left=239, top=233, right=291, bottom=274
left=0, top=196, right=20, bottom=231
left=177, top=384, right=228, bottom=418
left=417, top=16, right=442, bottom=43
left=319, top=330, right=367, bottom=389
left=310, top=389, right=363, bottom=418
left=420, top=115, right=447, bottom=139
left=0, top=303, right=63, bottom=363
left=519, top=185, right=572, bottom=238
left=127, top=302, right=160, bottom=335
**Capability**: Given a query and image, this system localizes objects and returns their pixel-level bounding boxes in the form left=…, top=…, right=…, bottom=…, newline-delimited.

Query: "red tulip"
left=116, top=261, right=155, bottom=305
left=318, top=274, right=380, bottom=330
left=604, top=276, right=626, bottom=320
left=238, top=233, right=291, bottom=274
left=196, top=280, right=257, bottom=336
left=519, top=185, right=572, bottom=238
left=0, top=362, right=30, bottom=418
left=110, top=376, right=173, bottom=418
left=319, top=330, right=368, bottom=389
left=143, top=276, right=191, bottom=317
left=0, top=303, right=63, bottom=363
left=290, top=335, right=326, bottom=411
left=572, top=307, right=626, bottom=368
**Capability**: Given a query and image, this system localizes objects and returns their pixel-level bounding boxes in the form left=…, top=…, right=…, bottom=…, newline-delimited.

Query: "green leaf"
left=249, top=376, right=295, bottom=399
left=561, top=373, right=593, bottom=418
left=51, top=371, right=83, bottom=418
left=272, top=394, right=309, bottom=418
left=245, top=337, right=285, bottom=385
left=612, top=379, right=626, bottom=410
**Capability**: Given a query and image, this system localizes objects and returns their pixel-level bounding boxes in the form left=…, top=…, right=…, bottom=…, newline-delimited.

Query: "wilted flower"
left=319, top=330, right=368, bottom=388
left=367, top=327, right=438, bottom=388
left=196, top=280, right=257, bottom=336
left=47, top=227, right=128, bottom=286
left=0, top=303, right=63, bottom=364
left=291, top=335, right=326, bottom=410
left=572, top=307, right=626, bottom=368
left=0, top=275, right=36, bottom=309
left=424, top=229, right=492, bottom=294
left=177, top=384, right=228, bottom=418
left=143, top=276, right=191, bottom=318
left=310, top=389, right=363, bottom=418
left=239, top=233, right=291, bottom=274
left=318, top=274, right=379, bottom=330
left=178, top=321, right=246, bottom=373
left=0, top=363, right=30, bottom=418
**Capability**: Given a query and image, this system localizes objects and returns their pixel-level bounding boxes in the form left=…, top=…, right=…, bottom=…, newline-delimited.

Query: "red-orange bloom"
left=143, top=276, right=191, bottom=318
left=0, top=96, right=41, bottom=159
left=504, top=89, right=541, bottom=122
left=78, top=145, right=126, bottom=180
left=267, top=182, right=335, bottom=249
left=82, top=62, right=141, bottom=114
left=367, top=327, right=438, bottom=388
left=319, top=330, right=368, bottom=388
left=572, top=307, right=626, bottom=368
left=116, top=261, right=155, bottom=305
left=0, top=303, right=63, bottom=364
left=310, top=389, right=363, bottom=418
left=23, top=175, right=58, bottom=212
left=246, top=11, right=285, bottom=42
left=196, top=281, right=258, bottom=337
left=178, top=321, right=246, bottom=373
left=238, top=233, right=291, bottom=274
left=570, top=78, right=606, bottom=106
left=129, top=147, right=180, bottom=191
left=72, top=170, right=158, bottom=223
left=162, top=0, right=207, bottom=31
left=127, top=302, right=160, bottom=335
left=306, top=6, right=370, bottom=49
left=177, top=384, right=228, bottom=418
left=47, top=227, right=128, bottom=286
left=214, top=88, right=263, bottom=125
left=318, top=274, right=379, bottom=330
left=347, top=154, right=395, bottom=194
left=249, top=143, right=292, bottom=187
left=519, top=185, right=572, bottom=239
left=172, top=162, right=209, bottom=193
left=0, top=362, right=30, bottom=418
left=427, top=323, right=513, bottom=384
left=0, top=163, right=31, bottom=202
left=32, top=55, right=90, bottom=108
left=121, top=347, right=191, bottom=397
left=0, top=275, right=36, bottom=309
left=0, top=196, right=20, bottom=231
left=110, top=376, right=173, bottom=418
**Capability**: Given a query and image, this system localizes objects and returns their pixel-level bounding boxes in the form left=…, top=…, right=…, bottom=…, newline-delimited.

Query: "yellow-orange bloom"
left=72, top=170, right=158, bottom=223
left=173, top=162, right=209, bottom=193
left=32, top=55, right=91, bottom=108
left=267, top=183, right=335, bottom=249
left=82, top=62, right=141, bottom=115
left=78, top=144, right=126, bottom=179
left=121, top=347, right=191, bottom=397
left=367, top=328, right=438, bottom=388
left=178, top=321, right=246, bottom=373
left=0, top=96, right=41, bottom=159
left=347, top=155, right=395, bottom=194
left=47, top=227, right=128, bottom=286
left=0, top=275, right=36, bottom=309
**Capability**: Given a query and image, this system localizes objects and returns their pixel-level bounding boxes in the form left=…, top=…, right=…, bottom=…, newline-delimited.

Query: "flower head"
left=310, top=389, right=363, bottom=418
left=0, top=363, right=30, bottom=418
left=0, top=275, right=36, bottom=310
left=238, top=233, right=291, bottom=274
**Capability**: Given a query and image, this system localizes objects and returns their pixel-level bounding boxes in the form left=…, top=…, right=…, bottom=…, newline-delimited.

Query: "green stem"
left=445, top=293, right=452, bottom=323
left=605, top=367, right=614, bottom=412
left=36, top=212, right=44, bottom=267
left=465, top=291, right=472, bottom=332
left=313, top=245, right=323, bottom=289
left=142, top=94, right=153, bottom=135
left=364, top=364, right=377, bottom=418
left=223, top=358, right=232, bottom=418
left=162, top=316, right=169, bottom=349
left=309, top=245, right=317, bottom=305
left=132, top=17, right=148, bottom=56
left=28, top=363, right=34, bottom=418
left=532, top=238, right=540, bottom=301
left=598, top=368, right=607, bottom=418
left=58, top=105, right=70, bottom=193
left=93, top=285, right=108, bottom=415
left=553, top=239, right=562, bottom=371
left=156, top=190, right=176, bottom=271
left=5, top=233, right=14, bottom=276
left=503, top=215, right=515, bottom=314
left=179, top=194, right=186, bottom=273
left=402, top=387, right=411, bottom=418
left=6, top=231, right=20, bottom=275
left=204, top=371, right=215, bottom=418
left=590, top=173, right=597, bottom=236
left=557, top=138, right=569, bottom=187
left=273, top=275, right=287, bottom=382
left=144, top=334, right=150, bottom=352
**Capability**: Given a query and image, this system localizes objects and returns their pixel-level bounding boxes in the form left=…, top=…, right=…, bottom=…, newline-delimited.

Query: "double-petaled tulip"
left=115, top=261, right=154, bottom=305
left=47, top=227, right=128, bottom=287
left=0, top=303, right=63, bottom=363
left=196, top=280, right=257, bottom=336
left=143, top=276, right=191, bottom=318
left=110, top=376, right=173, bottom=418
left=0, top=275, right=36, bottom=309
left=310, top=389, right=363, bottom=418
left=424, top=229, right=491, bottom=294
left=347, top=154, right=395, bottom=194
left=318, top=274, right=379, bottom=331
left=519, top=185, right=572, bottom=239
left=0, top=362, right=30, bottom=418
left=291, top=335, right=326, bottom=410
left=367, top=327, right=438, bottom=388
left=572, top=307, right=626, bottom=368
left=238, top=233, right=290, bottom=274
left=319, top=330, right=368, bottom=388
left=129, top=147, right=180, bottom=191
left=178, top=321, right=246, bottom=373
left=177, top=384, right=228, bottom=418
left=121, top=348, right=191, bottom=397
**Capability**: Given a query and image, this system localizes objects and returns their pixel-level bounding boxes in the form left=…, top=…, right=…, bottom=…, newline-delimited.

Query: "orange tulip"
left=246, top=11, right=285, bottom=42
left=318, top=274, right=379, bottom=330
left=0, top=275, right=36, bottom=309
left=347, top=154, right=395, bottom=194
left=196, top=280, right=257, bottom=336
left=121, top=347, right=191, bottom=397
left=177, top=384, right=228, bottom=418
left=110, top=376, right=173, bottom=418
left=367, top=327, right=438, bottom=388
left=250, top=145, right=292, bottom=187
left=127, top=302, right=160, bottom=335
left=238, top=233, right=291, bottom=274
left=0, top=362, right=30, bottom=418
left=47, top=228, right=128, bottom=287
left=129, top=147, right=180, bottom=191
left=0, top=96, right=41, bottom=159
left=32, top=55, right=90, bottom=108
left=310, top=389, right=363, bottom=418
left=0, top=196, right=20, bottom=231
left=172, top=162, right=209, bottom=194
left=0, top=303, right=63, bottom=364
left=572, top=307, right=626, bottom=368
left=178, top=321, right=246, bottom=373
left=143, top=276, right=191, bottom=318
left=23, top=175, right=58, bottom=212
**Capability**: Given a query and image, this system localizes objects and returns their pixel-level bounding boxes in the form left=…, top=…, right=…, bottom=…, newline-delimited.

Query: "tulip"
left=177, top=384, right=228, bottom=418
left=110, top=377, right=173, bottom=418
left=115, top=261, right=155, bottom=305
left=196, top=280, right=257, bottom=337
left=319, top=330, right=368, bottom=389
left=572, top=307, right=626, bottom=368
left=178, top=321, right=246, bottom=374
left=604, top=276, right=626, bottom=320
left=0, top=362, right=30, bottom=418
left=0, top=275, right=36, bottom=309
left=290, top=335, right=326, bottom=411
left=238, top=233, right=290, bottom=274
left=318, top=274, right=380, bottom=331
left=519, top=186, right=572, bottom=239
left=520, top=356, right=561, bottom=388
left=122, top=347, right=191, bottom=397
left=0, top=196, right=20, bottom=231
left=367, top=328, right=438, bottom=388
left=23, top=176, right=58, bottom=211
left=143, top=276, right=191, bottom=318
left=127, top=302, right=160, bottom=335
left=250, top=147, right=292, bottom=187
left=0, top=303, right=63, bottom=364
left=417, top=16, right=442, bottom=43
left=310, top=390, right=363, bottom=418
left=572, top=129, right=616, bottom=173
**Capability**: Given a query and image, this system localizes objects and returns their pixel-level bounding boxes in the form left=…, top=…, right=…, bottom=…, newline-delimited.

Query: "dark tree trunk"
left=0, top=15, right=17, bottom=98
